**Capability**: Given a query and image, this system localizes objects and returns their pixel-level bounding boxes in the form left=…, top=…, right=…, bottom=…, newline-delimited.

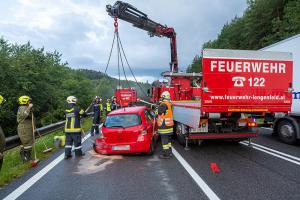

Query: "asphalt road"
left=0, top=128, right=299, bottom=200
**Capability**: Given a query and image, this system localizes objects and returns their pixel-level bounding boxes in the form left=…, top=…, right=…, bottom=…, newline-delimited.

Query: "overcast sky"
left=0, top=0, right=248, bottom=83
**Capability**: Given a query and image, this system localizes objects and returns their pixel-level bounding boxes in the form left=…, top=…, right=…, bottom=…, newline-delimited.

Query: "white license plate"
left=238, top=122, right=247, bottom=127
left=112, top=145, right=130, bottom=151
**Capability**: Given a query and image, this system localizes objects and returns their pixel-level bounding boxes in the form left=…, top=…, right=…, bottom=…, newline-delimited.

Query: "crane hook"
left=114, top=17, right=118, bottom=32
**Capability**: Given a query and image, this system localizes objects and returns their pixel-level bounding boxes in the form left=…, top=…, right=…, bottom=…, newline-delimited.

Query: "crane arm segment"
left=106, top=1, right=178, bottom=72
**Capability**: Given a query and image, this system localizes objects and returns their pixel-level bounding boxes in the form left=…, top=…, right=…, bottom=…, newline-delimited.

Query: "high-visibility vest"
left=106, top=102, right=111, bottom=112
left=64, top=105, right=84, bottom=133
left=157, top=101, right=174, bottom=134
left=99, top=103, right=103, bottom=111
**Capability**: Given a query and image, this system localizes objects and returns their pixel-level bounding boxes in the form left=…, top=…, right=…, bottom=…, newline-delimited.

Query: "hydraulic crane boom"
left=106, top=1, right=178, bottom=73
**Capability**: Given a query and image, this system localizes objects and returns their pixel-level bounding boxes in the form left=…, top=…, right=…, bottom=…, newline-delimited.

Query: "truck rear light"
left=247, top=122, right=257, bottom=127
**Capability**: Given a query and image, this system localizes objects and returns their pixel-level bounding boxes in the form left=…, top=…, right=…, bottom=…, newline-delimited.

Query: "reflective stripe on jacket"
left=157, top=101, right=174, bottom=134
left=64, top=105, right=84, bottom=133
left=106, top=103, right=111, bottom=112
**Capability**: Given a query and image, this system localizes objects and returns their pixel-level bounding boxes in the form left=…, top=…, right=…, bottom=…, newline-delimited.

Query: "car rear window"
left=104, top=114, right=141, bottom=128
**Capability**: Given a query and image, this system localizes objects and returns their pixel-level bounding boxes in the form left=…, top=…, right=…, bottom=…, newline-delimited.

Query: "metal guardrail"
left=4, top=113, right=92, bottom=151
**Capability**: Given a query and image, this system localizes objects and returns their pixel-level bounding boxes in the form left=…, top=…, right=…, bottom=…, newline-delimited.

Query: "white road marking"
left=261, top=127, right=273, bottom=130
left=3, top=133, right=91, bottom=200
left=172, top=147, right=221, bottom=200
left=240, top=142, right=300, bottom=166
left=249, top=142, right=300, bottom=162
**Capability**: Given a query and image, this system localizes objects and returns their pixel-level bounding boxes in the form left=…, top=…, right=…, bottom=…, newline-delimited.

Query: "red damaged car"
left=93, top=106, right=157, bottom=155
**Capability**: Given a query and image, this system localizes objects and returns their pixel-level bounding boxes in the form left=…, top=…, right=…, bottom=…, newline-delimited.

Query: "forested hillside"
left=79, top=69, right=150, bottom=100
left=0, top=38, right=150, bottom=136
left=187, top=0, right=300, bottom=72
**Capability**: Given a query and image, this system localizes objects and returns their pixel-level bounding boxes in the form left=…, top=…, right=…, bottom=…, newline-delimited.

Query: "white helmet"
left=67, top=96, right=77, bottom=104
left=161, top=91, right=170, bottom=100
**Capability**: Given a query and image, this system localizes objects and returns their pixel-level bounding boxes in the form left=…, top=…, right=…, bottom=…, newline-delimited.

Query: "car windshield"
left=104, top=114, right=141, bottom=128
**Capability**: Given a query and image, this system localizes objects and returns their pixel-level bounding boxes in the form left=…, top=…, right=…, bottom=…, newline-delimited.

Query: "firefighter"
left=17, top=96, right=34, bottom=162
left=64, top=96, right=86, bottom=159
left=91, top=96, right=101, bottom=136
left=157, top=91, right=174, bottom=159
left=0, top=95, right=6, bottom=170
left=99, top=98, right=104, bottom=116
left=111, top=96, right=119, bottom=111
left=105, top=98, right=111, bottom=114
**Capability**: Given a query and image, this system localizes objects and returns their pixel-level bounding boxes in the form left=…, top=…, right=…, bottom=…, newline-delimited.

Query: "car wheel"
left=93, top=143, right=98, bottom=153
left=278, top=120, right=297, bottom=144
left=176, top=123, right=186, bottom=146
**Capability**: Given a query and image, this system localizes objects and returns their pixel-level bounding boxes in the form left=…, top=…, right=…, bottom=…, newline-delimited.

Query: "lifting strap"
left=104, top=17, right=148, bottom=97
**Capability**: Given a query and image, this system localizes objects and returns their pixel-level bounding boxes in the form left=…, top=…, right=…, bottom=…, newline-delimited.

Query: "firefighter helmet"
left=18, top=96, right=31, bottom=105
left=95, top=96, right=100, bottom=100
left=0, top=95, right=5, bottom=105
left=161, top=91, right=170, bottom=100
left=67, top=96, right=77, bottom=104
left=107, top=98, right=111, bottom=102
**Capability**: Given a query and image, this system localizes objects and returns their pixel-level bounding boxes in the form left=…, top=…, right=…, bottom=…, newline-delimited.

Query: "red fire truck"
left=115, top=87, right=137, bottom=107
left=107, top=1, right=293, bottom=147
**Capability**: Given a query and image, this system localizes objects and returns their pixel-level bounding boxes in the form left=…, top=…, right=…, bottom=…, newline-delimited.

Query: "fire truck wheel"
left=176, top=123, right=186, bottom=146
left=278, top=120, right=297, bottom=144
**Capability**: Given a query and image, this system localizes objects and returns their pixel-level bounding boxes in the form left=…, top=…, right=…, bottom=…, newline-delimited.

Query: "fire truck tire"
left=278, top=120, right=297, bottom=144
left=176, top=123, right=186, bottom=146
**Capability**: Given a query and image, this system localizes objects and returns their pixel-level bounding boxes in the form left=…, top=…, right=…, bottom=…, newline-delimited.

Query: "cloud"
left=0, top=0, right=248, bottom=82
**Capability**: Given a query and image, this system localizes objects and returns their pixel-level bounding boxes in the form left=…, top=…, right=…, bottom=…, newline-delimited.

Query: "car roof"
left=108, top=106, right=148, bottom=115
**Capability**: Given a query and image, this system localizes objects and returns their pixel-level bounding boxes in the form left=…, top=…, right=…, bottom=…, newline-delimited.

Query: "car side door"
left=144, top=109, right=154, bottom=136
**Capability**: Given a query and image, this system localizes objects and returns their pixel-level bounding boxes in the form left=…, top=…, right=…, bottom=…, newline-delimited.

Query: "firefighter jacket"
left=64, top=104, right=85, bottom=133
left=17, top=106, right=33, bottom=149
left=92, top=103, right=101, bottom=126
left=157, top=101, right=174, bottom=135
left=106, top=102, right=111, bottom=112
left=111, top=102, right=120, bottom=111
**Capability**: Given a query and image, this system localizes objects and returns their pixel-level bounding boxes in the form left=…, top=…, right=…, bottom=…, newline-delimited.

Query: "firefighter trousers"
left=90, top=125, right=99, bottom=136
left=161, top=134, right=172, bottom=156
left=65, top=132, right=83, bottom=156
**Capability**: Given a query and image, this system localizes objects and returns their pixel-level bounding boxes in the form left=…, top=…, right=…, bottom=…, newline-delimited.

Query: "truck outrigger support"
left=184, top=137, right=190, bottom=150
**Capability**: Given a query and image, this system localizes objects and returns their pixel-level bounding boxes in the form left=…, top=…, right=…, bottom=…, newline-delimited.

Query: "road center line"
left=172, top=147, right=221, bottom=200
left=240, top=142, right=300, bottom=166
left=3, top=133, right=91, bottom=200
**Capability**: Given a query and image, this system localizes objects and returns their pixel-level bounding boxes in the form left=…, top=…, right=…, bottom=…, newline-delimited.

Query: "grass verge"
left=0, top=118, right=92, bottom=187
